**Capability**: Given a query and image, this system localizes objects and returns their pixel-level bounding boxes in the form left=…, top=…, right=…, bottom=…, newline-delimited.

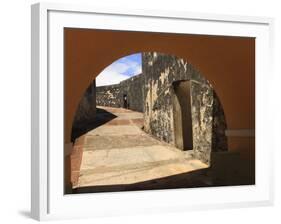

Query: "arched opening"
left=66, top=51, right=255, bottom=194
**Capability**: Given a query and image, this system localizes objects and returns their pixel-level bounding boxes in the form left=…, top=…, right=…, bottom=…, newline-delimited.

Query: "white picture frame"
left=31, top=2, right=274, bottom=221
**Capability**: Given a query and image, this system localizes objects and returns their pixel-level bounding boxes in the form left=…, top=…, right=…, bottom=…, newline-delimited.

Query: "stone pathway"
left=72, top=106, right=209, bottom=192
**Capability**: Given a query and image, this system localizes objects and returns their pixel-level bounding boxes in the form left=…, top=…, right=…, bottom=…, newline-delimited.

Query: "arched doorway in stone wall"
left=141, top=52, right=227, bottom=165
left=66, top=52, right=253, bottom=195
left=172, top=80, right=193, bottom=151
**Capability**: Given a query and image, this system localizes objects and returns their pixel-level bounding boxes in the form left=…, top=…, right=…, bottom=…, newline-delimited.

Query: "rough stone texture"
left=211, top=92, right=228, bottom=152
left=96, top=84, right=121, bottom=108
left=96, top=73, right=144, bottom=112
left=190, top=81, right=213, bottom=164
left=142, top=52, right=227, bottom=164
left=72, top=80, right=96, bottom=142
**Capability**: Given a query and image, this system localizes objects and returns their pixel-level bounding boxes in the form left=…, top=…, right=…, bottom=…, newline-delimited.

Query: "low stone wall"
left=96, top=73, right=145, bottom=112
left=96, top=84, right=122, bottom=108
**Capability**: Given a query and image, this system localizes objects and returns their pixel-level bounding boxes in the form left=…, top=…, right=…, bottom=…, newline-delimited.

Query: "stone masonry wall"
left=72, top=80, right=96, bottom=142
left=142, top=52, right=227, bottom=164
left=96, top=73, right=144, bottom=112
left=96, top=84, right=121, bottom=108
left=120, top=74, right=145, bottom=112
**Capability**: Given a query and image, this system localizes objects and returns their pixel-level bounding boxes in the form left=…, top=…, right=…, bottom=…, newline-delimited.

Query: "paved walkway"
left=72, top=106, right=208, bottom=192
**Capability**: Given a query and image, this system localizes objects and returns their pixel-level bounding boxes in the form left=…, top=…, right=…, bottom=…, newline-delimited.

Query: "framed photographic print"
left=31, top=2, right=274, bottom=221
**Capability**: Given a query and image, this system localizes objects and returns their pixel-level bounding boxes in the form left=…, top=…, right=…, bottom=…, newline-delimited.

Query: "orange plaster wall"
left=64, top=28, right=255, bottom=156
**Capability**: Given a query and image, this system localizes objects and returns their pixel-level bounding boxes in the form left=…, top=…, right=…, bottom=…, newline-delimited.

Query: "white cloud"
left=95, top=66, right=129, bottom=87
left=95, top=56, right=142, bottom=87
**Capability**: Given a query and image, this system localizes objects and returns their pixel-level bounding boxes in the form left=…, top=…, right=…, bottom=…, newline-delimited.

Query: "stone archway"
left=64, top=28, right=255, bottom=160
left=70, top=51, right=228, bottom=167
left=68, top=51, right=228, bottom=192
left=64, top=29, right=255, bottom=192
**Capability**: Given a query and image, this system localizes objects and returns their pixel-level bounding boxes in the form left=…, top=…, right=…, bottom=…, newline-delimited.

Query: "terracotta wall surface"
left=64, top=28, right=255, bottom=157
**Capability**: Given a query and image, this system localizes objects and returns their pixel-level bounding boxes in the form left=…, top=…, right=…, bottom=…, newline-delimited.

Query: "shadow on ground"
left=71, top=108, right=117, bottom=142
left=72, top=167, right=254, bottom=194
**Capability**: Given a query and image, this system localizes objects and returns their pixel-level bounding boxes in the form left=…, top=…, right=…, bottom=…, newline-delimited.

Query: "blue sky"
left=96, top=53, right=142, bottom=87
